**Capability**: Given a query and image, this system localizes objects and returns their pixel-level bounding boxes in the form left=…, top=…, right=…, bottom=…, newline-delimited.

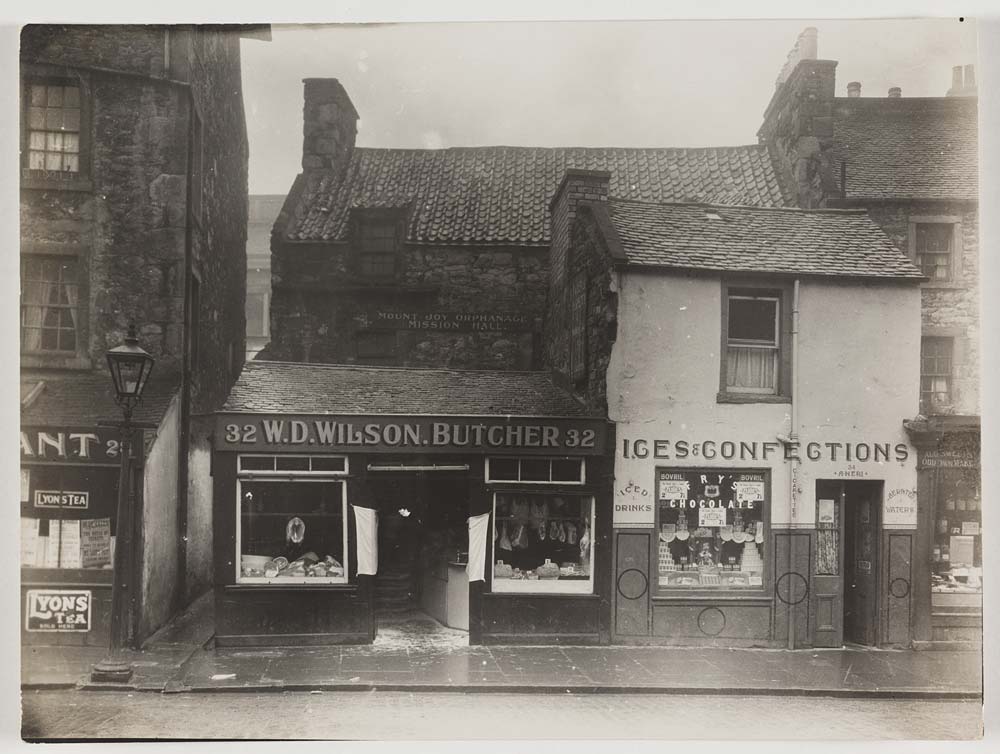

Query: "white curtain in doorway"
left=467, top=512, right=490, bottom=583
left=353, top=505, right=378, bottom=576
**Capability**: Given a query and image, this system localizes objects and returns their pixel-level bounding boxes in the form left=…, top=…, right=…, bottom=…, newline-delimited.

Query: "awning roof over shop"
left=20, top=370, right=180, bottom=427
left=222, top=360, right=593, bottom=418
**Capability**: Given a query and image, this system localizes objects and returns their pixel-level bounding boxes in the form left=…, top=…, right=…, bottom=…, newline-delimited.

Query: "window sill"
left=21, top=353, right=93, bottom=371
left=716, top=392, right=790, bottom=405
left=21, top=173, right=93, bottom=192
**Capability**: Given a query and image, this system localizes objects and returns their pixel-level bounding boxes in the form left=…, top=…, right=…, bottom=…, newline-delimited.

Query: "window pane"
left=239, top=456, right=274, bottom=471
left=275, top=456, right=310, bottom=471
left=239, top=480, right=346, bottom=582
left=46, top=85, right=63, bottom=107
left=551, top=458, right=583, bottom=482
left=63, top=86, right=80, bottom=108
left=916, top=224, right=953, bottom=253
left=29, top=151, right=46, bottom=169
left=656, top=470, right=766, bottom=590
left=46, top=107, right=63, bottom=130
left=488, top=457, right=518, bottom=481
left=726, top=346, right=777, bottom=392
left=28, top=108, right=45, bottom=129
left=311, top=457, right=346, bottom=472
left=728, top=297, right=777, bottom=343
left=63, top=109, right=80, bottom=133
left=520, top=458, right=550, bottom=482
left=30, top=85, right=47, bottom=106
left=62, top=153, right=79, bottom=172
left=29, top=132, right=46, bottom=150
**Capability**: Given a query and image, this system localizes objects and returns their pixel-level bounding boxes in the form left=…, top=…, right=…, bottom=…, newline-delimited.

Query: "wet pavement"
left=21, top=593, right=983, bottom=698
left=21, top=689, right=984, bottom=740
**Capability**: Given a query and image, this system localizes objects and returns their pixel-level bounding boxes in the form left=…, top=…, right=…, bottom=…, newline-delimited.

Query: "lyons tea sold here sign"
left=25, top=589, right=92, bottom=632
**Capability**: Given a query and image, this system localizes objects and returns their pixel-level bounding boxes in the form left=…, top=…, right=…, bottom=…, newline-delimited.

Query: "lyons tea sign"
left=25, top=589, right=92, bottom=632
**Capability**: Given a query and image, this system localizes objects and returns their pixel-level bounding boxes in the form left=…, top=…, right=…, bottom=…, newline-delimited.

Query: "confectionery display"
left=493, top=493, right=592, bottom=582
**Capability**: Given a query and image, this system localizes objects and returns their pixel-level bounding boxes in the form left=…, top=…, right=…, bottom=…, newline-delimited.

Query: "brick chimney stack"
left=301, top=78, right=359, bottom=171
left=888, top=87, right=901, bottom=98
left=757, top=27, right=839, bottom=208
left=847, top=81, right=861, bottom=98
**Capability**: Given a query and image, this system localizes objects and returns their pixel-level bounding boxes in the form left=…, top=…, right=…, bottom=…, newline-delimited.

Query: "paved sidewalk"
left=21, top=596, right=983, bottom=699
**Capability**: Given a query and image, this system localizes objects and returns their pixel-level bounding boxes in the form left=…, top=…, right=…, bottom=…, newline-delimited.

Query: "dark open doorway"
left=367, top=470, right=470, bottom=646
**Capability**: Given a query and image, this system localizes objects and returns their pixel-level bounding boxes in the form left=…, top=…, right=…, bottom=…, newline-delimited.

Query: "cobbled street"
left=21, top=689, right=982, bottom=741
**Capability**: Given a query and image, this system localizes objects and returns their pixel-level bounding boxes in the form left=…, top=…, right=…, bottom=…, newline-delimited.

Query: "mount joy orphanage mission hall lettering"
left=218, top=415, right=607, bottom=455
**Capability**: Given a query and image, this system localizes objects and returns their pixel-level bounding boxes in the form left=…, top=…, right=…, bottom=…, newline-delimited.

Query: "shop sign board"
left=883, top=487, right=918, bottom=529
left=25, top=589, right=91, bottom=632
left=217, top=414, right=607, bottom=456
left=20, top=426, right=121, bottom=465
left=33, top=490, right=89, bottom=510
left=357, top=310, right=535, bottom=333
left=920, top=449, right=979, bottom=469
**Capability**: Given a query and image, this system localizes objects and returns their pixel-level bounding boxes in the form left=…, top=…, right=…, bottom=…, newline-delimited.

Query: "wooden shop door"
left=812, top=481, right=844, bottom=647
left=843, top=482, right=881, bottom=646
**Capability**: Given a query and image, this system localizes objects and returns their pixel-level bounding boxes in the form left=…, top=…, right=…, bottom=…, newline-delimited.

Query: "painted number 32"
left=224, top=424, right=257, bottom=443
left=564, top=429, right=595, bottom=448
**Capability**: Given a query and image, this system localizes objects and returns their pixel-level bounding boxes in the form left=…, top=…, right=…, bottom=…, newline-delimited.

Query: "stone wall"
left=865, top=202, right=980, bottom=416
left=265, top=242, right=548, bottom=370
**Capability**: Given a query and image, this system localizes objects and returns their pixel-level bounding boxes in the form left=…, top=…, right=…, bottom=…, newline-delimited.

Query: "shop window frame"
left=653, top=467, right=771, bottom=596
left=717, top=281, right=792, bottom=404
left=489, top=490, right=596, bottom=595
left=236, top=454, right=350, bottom=585
left=484, top=457, right=586, bottom=485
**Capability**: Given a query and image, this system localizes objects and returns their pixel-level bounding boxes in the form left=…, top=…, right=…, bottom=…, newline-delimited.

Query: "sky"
left=240, top=18, right=978, bottom=195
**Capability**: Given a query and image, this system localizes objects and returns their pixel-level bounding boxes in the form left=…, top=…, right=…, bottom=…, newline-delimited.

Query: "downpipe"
left=786, top=279, right=800, bottom=649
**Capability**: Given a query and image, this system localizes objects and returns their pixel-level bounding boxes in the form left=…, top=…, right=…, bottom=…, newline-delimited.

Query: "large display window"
left=21, top=464, right=116, bottom=571
left=931, top=467, right=981, bottom=595
left=655, top=469, right=768, bottom=590
left=237, top=455, right=349, bottom=584
left=491, top=491, right=594, bottom=594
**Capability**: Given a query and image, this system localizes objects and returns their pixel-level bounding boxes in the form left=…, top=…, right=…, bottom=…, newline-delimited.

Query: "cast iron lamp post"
left=90, top=324, right=155, bottom=683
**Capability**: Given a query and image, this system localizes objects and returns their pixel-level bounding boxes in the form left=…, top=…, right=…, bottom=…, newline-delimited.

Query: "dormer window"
left=355, top=212, right=401, bottom=279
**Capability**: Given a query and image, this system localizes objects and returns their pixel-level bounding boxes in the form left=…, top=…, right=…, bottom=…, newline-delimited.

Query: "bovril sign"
left=25, top=589, right=92, bottom=632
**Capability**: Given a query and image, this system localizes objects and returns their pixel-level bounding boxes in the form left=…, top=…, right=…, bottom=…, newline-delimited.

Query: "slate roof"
left=20, top=370, right=181, bottom=426
left=283, top=145, right=791, bottom=245
left=221, top=361, right=592, bottom=417
left=601, top=199, right=924, bottom=279
left=831, top=97, right=978, bottom=201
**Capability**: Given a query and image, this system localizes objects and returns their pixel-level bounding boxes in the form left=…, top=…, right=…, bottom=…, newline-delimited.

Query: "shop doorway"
left=368, top=469, right=470, bottom=647
left=814, top=480, right=883, bottom=647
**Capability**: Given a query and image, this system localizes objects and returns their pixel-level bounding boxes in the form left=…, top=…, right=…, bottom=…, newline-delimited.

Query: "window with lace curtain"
left=718, top=283, right=791, bottom=403
left=21, top=256, right=82, bottom=353
left=25, top=82, right=81, bottom=174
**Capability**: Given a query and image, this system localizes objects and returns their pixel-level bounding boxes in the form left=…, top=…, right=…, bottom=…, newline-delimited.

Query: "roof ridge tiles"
left=605, top=197, right=865, bottom=214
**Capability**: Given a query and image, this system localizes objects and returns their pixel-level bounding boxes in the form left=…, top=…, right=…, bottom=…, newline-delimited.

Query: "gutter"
left=786, top=278, right=801, bottom=649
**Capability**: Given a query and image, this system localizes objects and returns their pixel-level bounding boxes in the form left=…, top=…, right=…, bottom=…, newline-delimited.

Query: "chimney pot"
left=951, top=65, right=964, bottom=89
left=964, top=64, right=976, bottom=88
left=847, top=81, right=861, bottom=98
left=888, top=87, right=901, bottom=98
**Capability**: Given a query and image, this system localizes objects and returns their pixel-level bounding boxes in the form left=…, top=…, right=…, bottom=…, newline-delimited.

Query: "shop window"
left=485, top=457, right=585, bottom=484
left=920, top=337, right=953, bottom=414
left=21, top=464, right=118, bottom=571
left=932, top=468, right=981, bottom=595
left=655, top=469, right=768, bottom=590
left=492, top=492, right=594, bottom=594
left=355, top=215, right=400, bottom=278
left=25, top=81, right=82, bottom=173
left=355, top=330, right=397, bottom=361
left=719, top=283, right=791, bottom=402
left=237, top=455, right=349, bottom=584
left=21, top=255, right=83, bottom=353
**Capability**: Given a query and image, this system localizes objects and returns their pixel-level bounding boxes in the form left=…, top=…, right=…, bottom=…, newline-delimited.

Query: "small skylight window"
left=705, top=210, right=723, bottom=221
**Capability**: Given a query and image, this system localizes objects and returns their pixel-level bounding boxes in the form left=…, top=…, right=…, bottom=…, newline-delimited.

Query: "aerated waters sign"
left=25, top=589, right=92, bottom=632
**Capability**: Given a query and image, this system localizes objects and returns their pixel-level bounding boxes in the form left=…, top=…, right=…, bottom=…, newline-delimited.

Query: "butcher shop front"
left=212, top=360, right=612, bottom=647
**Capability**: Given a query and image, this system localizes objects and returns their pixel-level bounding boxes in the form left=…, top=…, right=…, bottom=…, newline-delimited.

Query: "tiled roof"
left=831, top=98, right=978, bottom=201
left=20, top=371, right=181, bottom=427
left=602, top=199, right=924, bottom=279
left=284, top=145, right=791, bottom=245
left=221, top=361, right=592, bottom=417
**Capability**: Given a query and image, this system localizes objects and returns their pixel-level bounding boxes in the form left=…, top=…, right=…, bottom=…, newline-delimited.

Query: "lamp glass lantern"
left=106, top=325, right=155, bottom=413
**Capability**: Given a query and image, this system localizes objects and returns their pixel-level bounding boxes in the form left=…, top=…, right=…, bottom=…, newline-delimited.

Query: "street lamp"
left=91, top=324, right=154, bottom=684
